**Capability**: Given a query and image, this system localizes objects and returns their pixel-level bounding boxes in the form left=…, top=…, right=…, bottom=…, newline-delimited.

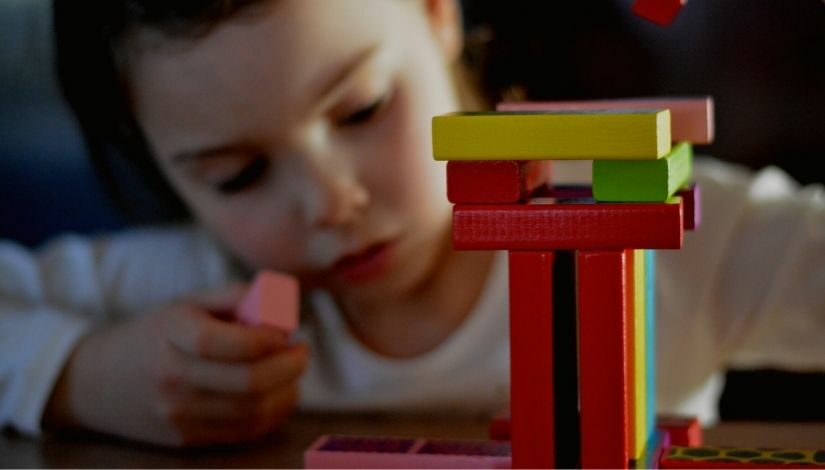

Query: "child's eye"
left=215, top=156, right=269, bottom=194
left=337, top=95, right=386, bottom=127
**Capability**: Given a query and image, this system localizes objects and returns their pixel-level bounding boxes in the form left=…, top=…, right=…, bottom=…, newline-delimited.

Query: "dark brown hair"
left=53, top=0, right=264, bottom=223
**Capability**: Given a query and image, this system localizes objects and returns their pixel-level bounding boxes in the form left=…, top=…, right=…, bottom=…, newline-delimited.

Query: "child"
left=1, top=0, right=824, bottom=447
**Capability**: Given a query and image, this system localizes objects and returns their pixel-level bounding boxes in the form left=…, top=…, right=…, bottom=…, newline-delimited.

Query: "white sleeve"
left=655, top=157, right=825, bottom=421
left=716, top=165, right=825, bottom=370
left=0, top=225, right=233, bottom=435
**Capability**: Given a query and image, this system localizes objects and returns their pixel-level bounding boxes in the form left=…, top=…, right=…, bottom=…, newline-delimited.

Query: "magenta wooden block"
left=304, top=435, right=512, bottom=469
left=237, top=270, right=299, bottom=333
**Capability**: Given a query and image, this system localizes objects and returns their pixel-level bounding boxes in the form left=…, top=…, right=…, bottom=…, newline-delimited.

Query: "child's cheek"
left=210, top=209, right=303, bottom=272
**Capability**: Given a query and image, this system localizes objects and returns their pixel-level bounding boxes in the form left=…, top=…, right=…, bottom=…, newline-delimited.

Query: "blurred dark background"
left=1, top=0, right=824, bottom=421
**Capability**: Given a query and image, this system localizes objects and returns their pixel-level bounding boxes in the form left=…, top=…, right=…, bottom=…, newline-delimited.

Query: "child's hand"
left=44, top=284, right=308, bottom=447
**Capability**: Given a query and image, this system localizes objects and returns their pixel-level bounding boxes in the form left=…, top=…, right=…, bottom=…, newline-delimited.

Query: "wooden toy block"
left=645, top=251, right=657, bottom=433
left=632, top=250, right=649, bottom=460
left=660, top=445, right=825, bottom=469
left=678, top=183, right=701, bottom=230
left=508, top=251, right=556, bottom=469
left=498, top=96, right=714, bottom=144
left=488, top=406, right=510, bottom=441
left=432, top=110, right=671, bottom=161
left=577, top=249, right=634, bottom=469
left=304, top=435, right=512, bottom=469
left=656, top=415, right=702, bottom=446
left=447, top=160, right=550, bottom=203
left=237, top=270, right=300, bottom=333
left=632, top=0, right=687, bottom=27
left=632, top=430, right=670, bottom=469
left=453, top=196, right=684, bottom=251
left=593, top=142, right=693, bottom=202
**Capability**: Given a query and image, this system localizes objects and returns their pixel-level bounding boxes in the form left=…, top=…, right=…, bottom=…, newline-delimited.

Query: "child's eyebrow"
left=172, top=143, right=257, bottom=164
left=169, top=45, right=380, bottom=165
left=309, top=44, right=381, bottom=114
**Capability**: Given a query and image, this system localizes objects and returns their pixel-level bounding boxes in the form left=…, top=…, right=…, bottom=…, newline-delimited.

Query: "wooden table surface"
left=2, top=412, right=824, bottom=468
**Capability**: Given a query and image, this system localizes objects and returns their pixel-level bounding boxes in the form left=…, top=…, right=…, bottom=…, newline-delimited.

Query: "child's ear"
left=423, top=0, right=464, bottom=62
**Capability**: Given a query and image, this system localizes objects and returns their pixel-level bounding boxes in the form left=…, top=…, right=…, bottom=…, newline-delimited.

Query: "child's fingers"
left=162, top=383, right=298, bottom=424
left=171, top=388, right=297, bottom=446
left=167, top=305, right=288, bottom=360
left=177, top=343, right=308, bottom=394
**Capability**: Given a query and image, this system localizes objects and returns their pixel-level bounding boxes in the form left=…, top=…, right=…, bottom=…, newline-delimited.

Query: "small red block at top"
left=237, top=270, right=300, bottom=333
left=447, top=160, right=550, bottom=204
left=632, top=0, right=687, bottom=26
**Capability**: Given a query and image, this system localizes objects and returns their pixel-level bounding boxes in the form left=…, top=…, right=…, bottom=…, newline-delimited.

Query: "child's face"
left=127, top=0, right=462, bottom=301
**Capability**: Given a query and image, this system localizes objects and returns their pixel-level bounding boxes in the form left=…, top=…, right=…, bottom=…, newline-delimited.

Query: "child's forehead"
left=125, top=0, right=401, bottom=77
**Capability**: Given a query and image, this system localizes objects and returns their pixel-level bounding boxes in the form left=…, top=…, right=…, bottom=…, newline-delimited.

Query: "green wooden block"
left=593, top=142, right=693, bottom=202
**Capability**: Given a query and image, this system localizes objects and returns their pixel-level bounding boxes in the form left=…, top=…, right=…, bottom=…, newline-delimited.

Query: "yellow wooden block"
left=432, top=110, right=671, bottom=161
left=633, top=249, right=648, bottom=460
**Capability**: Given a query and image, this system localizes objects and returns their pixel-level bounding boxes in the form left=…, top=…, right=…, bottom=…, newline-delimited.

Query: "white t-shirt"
left=2, top=157, right=824, bottom=435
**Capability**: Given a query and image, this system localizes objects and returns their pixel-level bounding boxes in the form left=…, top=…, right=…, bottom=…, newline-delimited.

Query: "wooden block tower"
left=304, top=96, right=825, bottom=469
left=433, top=97, right=709, bottom=469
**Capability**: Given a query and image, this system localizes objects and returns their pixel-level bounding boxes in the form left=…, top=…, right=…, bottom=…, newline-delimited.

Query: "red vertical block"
left=447, top=160, right=550, bottom=203
left=577, top=250, right=633, bottom=469
left=508, top=251, right=555, bottom=469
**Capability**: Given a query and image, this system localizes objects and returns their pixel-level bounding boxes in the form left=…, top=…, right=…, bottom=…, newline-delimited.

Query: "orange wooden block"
left=237, top=270, right=300, bottom=333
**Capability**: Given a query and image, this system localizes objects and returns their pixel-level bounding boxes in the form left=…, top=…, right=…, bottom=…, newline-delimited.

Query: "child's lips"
left=331, top=241, right=394, bottom=283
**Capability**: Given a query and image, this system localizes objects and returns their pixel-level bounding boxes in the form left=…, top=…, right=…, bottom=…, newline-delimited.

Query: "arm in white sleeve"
left=656, top=157, right=825, bottom=420
left=0, top=225, right=232, bottom=435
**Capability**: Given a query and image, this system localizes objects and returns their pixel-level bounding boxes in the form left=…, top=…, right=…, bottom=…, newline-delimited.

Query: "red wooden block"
left=632, top=0, right=687, bottom=26
left=577, top=250, right=633, bottom=469
left=660, top=445, right=825, bottom=469
left=508, top=251, right=556, bottom=469
left=678, top=183, right=700, bottom=230
left=488, top=406, right=511, bottom=441
left=237, top=270, right=300, bottom=333
left=453, top=197, right=684, bottom=251
left=656, top=414, right=702, bottom=446
left=447, top=160, right=550, bottom=203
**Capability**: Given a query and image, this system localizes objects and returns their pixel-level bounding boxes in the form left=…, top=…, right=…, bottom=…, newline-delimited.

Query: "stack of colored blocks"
left=303, top=96, right=825, bottom=469
left=432, top=97, right=711, bottom=469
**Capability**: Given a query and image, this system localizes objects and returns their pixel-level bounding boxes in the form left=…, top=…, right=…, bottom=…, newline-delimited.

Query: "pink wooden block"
left=498, top=97, right=714, bottom=145
left=304, top=435, right=512, bottom=469
left=237, top=270, right=299, bottom=333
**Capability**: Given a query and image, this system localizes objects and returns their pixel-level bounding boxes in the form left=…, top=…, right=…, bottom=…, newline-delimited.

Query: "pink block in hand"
left=237, top=271, right=299, bottom=333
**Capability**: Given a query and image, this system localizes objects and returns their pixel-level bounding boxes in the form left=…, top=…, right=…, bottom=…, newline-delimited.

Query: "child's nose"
left=298, top=152, right=371, bottom=229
